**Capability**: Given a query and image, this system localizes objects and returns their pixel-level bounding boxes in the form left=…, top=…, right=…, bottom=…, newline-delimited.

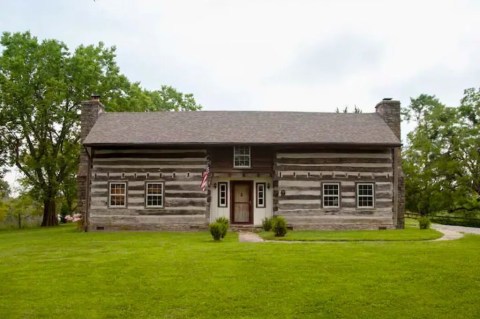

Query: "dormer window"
left=233, top=146, right=251, bottom=168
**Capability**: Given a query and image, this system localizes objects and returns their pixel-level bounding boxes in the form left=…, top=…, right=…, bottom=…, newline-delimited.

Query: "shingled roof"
left=83, top=111, right=401, bottom=146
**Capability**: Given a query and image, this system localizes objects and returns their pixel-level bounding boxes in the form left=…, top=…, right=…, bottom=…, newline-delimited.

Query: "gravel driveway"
left=432, top=224, right=480, bottom=241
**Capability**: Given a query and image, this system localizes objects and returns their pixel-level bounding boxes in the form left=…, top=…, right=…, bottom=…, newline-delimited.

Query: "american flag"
left=200, top=162, right=210, bottom=191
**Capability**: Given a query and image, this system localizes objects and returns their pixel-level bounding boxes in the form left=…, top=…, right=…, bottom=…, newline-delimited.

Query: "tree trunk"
left=41, top=198, right=58, bottom=226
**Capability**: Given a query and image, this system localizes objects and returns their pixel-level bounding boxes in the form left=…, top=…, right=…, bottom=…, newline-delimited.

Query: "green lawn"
left=259, top=220, right=442, bottom=241
left=260, top=218, right=442, bottom=241
left=1, top=225, right=480, bottom=318
left=259, top=228, right=442, bottom=241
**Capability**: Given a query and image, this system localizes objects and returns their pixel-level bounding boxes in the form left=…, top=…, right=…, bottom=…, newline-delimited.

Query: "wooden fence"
left=405, top=212, right=480, bottom=227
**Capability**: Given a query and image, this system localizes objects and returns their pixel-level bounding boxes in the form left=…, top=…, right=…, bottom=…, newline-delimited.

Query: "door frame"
left=230, top=180, right=254, bottom=224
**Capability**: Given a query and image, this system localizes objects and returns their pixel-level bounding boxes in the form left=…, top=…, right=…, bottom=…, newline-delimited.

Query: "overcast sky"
left=1, top=0, right=480, bottom=187
left=2, top=0, right=479, bottom=111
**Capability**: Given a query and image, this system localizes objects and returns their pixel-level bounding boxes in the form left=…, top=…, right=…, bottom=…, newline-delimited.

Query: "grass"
left=259, top=228, right=442, bottom=241
left=0, top=225, right=480, bottom=318
left=259, top=218, right=442, bottom=241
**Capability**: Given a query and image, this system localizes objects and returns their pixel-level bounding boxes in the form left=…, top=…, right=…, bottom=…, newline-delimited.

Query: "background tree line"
left=403, top=88, right=480, bottom=216
left=0, top=32, right=201, bottom=227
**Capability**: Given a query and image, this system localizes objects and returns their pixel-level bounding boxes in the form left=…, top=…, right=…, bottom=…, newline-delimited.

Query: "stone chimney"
left=375, top=98, right=401, bottom=140
left=77, top=94, right=105, bottom=231
left=375, top=98, right=404, bottom=229
left=80, top=94, right=104, bottom=142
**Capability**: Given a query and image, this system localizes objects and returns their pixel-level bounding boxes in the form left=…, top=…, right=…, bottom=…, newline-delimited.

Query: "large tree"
left=0, top=32, right=201, bottom=226
left=403, top=90, right=480, bottom=215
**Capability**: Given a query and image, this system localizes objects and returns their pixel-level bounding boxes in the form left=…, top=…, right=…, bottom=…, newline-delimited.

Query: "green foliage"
left=59, top=202, right=70, bottom=223
left=215, top=217, right=229, bottom=226
left=261, top=217, right=273, bottom=231
left=214, top=217, right=229, bottom=238
left=335, top=105, right=362, bottom=113
left=418, top=217, right=431, bottom=230
left=403, top=90, right=480, bottom=215
left=208, top=222, right=223, bottom=241
left=0, top=32, right=201, bottom=226
left=272, top=216, right=287, bottom=237
left=0, top=201, right=7, bottom=223
left=0, top=179, right=10, bottom=199
left=429, top=216, right=480, bottom=228
left=0, top=194, right=42, bottom=228
left=59, top=172, right=77, bottom=217
left=0, top=179, right=10, bottom=222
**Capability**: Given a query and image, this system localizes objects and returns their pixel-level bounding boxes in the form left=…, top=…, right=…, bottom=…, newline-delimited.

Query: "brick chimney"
left=375, top=98, right=404, bottom=229
left=77, top=94, right=105, bottom=230
left=375, top=98, right=401, bottom=140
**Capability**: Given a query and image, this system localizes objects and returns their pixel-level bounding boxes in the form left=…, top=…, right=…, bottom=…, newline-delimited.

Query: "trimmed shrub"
left=209, top=222, right=223, bottom=241
left=215, top=217, right=229, bottom=226
left=272, top=216, right=287, bottom=237
left=418, top=216, right=431, bottom=229
left=215, top=217, right=229, bottom=238
left=262, top=217, right=273, bottom=231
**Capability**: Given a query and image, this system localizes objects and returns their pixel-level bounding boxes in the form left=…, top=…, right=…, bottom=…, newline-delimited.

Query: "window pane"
left=146, top=183, right=164, bottom=207
left=357, top=184, right=374, bottom=207
left=323, top=184, right=339, bottom=208
left=234, top=147, right=251, bottom=167
left=218, top=183, right=228, bottom=207
left=110, top=183, right=126, bottom=207
left=147, top=183, right=162, bottom=195
left=110, top=183, right=125, bottom=195
left=147, top=195, right=163, bottom=207
left=257, top=184, right=265, bottom=207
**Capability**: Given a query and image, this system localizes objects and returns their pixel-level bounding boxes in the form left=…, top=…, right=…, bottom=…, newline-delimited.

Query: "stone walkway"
left=237, top=224, right=480, bottom=243
left=238, top=231, right=264, bottom=243
left=432, top=224, right=480, bottom=241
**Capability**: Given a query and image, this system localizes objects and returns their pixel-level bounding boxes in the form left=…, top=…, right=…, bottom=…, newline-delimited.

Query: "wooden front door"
left=231, top=181, right=253, bottom=224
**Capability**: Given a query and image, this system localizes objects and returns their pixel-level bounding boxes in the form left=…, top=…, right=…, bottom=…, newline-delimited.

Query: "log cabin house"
left=78, top=96, right=404, bottom=231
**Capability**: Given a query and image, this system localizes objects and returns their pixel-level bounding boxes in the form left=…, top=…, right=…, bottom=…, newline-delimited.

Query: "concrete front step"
left=230, top=225, right=262, bottom=232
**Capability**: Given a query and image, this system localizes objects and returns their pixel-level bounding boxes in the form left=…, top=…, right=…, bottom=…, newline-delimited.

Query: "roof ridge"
left=103, top=110, right=378, bottom=115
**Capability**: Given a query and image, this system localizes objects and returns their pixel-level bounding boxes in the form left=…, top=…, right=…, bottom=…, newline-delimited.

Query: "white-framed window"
left=218, top=182, right=228, bottom=208
left=145, top=182, right=164, bottom=208
left=233, top=146, right=251, bottom=168
left=109, top=182, right=126, bottom=208
left=256, top=183, right=266, bottom=208
left=357, top=183, right=374, bottom=208
left=322, top=183, right=340, bottom=208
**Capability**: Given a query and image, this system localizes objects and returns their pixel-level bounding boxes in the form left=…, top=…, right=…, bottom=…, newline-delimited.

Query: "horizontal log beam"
left=276, top=157, right=392, bottom=165
left=276, top=152, right=391, bottom=159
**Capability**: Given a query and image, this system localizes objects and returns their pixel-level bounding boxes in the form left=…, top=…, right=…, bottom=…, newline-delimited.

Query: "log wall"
left=274, top=149, right=395, bottom=230
left=86, top=146, right=398, bottom=231
left=88, top=148, right=208, bottom=230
